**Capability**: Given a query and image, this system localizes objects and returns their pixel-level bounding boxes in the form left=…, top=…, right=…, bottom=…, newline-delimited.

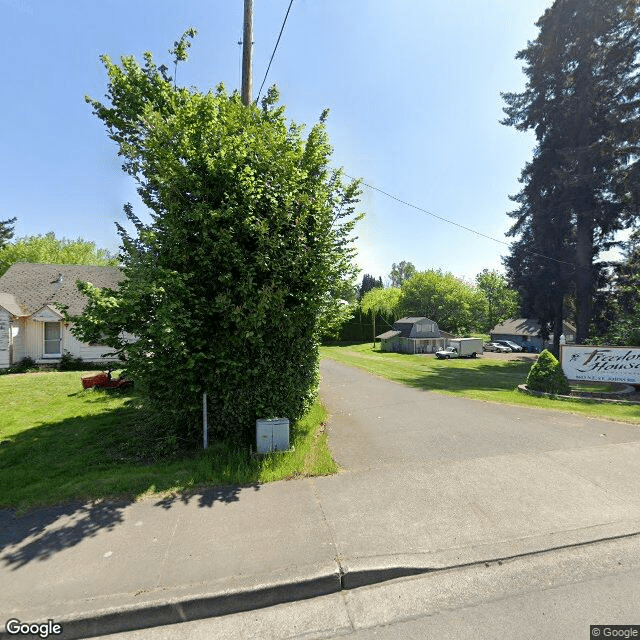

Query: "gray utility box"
left=256, top=418, right=290, bottom=454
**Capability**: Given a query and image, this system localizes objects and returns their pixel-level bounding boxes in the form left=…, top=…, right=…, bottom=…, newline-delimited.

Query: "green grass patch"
left=320, top=343, right=640, bottom=424
left=0, top=371, right=337, bottom=513
left=468, top=332, right=491, bottom=342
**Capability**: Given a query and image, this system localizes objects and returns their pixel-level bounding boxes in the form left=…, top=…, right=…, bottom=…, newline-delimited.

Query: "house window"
left=44, top=322, right=62, bottom=356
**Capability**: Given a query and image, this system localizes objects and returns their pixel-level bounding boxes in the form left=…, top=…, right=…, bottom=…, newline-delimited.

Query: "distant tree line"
left=0, top=223, right=118, bottom=277
left=330, top=262, right=520, bottom=343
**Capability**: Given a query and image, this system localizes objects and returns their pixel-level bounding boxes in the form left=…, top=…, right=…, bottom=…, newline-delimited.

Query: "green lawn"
left=0, top=371, right=337, bottom=513
left=320, top=343, right=640, bottom=424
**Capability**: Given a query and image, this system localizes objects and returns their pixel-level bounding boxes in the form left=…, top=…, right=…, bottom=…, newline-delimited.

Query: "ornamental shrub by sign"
left=526, top=349, right=571, bottom=395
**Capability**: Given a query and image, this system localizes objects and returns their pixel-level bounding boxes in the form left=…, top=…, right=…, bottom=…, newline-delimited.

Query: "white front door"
left=44, top=322, right=62, bottom=356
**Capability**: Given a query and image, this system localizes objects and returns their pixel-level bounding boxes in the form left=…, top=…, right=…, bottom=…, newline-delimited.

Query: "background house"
left=490, top=318, right=576, bottom=351
left=0, top=263, right=123, bottom=368
left=376, top=317, right=447, bottom=354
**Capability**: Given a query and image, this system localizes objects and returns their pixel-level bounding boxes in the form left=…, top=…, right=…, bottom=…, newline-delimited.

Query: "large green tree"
left=69, top=32, right=362, bottom=447
left=360, top=286, right=402, bottom=346
left=475, top=269, right=520, bottom=332
left=319, top=276, right=360, bottom=340
left=591, top=230, right=640, bottom=344
left=399, top=270, right=482, bottom=334
left=0, top=231, right=117, bottom=276
left=502, top=0, right=640, bottom=344
left=389, top=260, right=416, bottom=288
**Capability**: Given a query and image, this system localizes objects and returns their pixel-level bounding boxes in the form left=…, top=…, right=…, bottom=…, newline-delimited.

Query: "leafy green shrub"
left=58, top=351, right=85, bottom=371
left=0, top=357, right=39, bottom=375
left=526, top=349, right=571, bottom=394
left=66, top=32, right=362, bottom=450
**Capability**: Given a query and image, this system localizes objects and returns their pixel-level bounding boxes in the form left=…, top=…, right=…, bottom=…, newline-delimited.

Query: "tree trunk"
left=372, top=313, right=376, bottom=349
left=575, top=215, right=594, bottom=343
left=551, top=298, right=564, bottom=358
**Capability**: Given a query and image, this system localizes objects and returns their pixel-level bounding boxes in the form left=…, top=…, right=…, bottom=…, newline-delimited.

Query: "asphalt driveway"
left=319, top=357, right=640, bottom=471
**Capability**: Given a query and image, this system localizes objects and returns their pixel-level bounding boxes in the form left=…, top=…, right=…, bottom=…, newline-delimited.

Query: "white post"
left=203, top=392, right=208, bottom=449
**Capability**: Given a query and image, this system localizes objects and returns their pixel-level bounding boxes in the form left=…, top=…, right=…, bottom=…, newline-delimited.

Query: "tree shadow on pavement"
left=0, top=499, right=128, bottom=570
left=0, top=483, right=259, bottom=570
left=153, top=483, right=261, bottom=510
left=395, top=360, right=532, bottom=393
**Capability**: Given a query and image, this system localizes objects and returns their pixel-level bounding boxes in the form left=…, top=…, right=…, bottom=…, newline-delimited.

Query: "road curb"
left=517, top=383, right=640, bottom=404
left=1, top=571, right=343, bottom=640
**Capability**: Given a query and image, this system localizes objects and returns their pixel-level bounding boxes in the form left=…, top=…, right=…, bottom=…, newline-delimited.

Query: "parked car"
left=494, top=340, right=523, bottom=352
left=483, top=342, right=511, bottom=353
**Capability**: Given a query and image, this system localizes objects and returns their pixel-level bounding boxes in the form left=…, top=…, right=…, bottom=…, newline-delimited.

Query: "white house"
left=0, top=263, right=124, bottom=368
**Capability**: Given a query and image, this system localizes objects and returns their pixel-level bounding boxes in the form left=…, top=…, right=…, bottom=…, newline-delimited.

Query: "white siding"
left=410, top=319, right=438, bottom=338
left=0, top=309, right=11, bottom=368
left=2, top=317, right=123, bottom=365
left=12, top=317, right=26, bottom=363
left=17, top=319, right=105, bottom=364
left=61, top=323, right=120, bottom=363
left=23, top=318, right=43, bottom=361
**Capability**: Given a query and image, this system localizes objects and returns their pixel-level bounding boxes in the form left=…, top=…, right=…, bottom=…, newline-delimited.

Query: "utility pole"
left=241, top=0, right=253, bottom=106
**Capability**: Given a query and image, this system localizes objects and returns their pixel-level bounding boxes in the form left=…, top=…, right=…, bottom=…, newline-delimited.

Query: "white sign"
left=561, top=345, right=640, bottom=384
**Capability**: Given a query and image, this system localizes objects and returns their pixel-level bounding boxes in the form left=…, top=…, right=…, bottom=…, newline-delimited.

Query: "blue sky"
left=2, top=0, right=558, bottom=284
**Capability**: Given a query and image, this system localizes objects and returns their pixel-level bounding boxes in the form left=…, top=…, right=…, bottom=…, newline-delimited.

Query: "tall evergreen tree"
left=502, top=0, right=640, bottom=344
left=592, top=229, right=640, bottom=342
left=0, top=217, right=16, bottom=250
left=358, top=273, right=383, bottom=300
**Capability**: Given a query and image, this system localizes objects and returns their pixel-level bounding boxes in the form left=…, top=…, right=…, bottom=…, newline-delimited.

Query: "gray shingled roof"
left=395, top=317, right=428, bottom=324
left=0, top=263, right=123, bottom=317
left=491, top=318, right=542, bottom=336
left=392, top=317, right=439, bottom=338
left=0, top=292, right=26, bottom=316
left=376, top=330, right=401, bottom=340
left=490, top=318, right=577, bottom=336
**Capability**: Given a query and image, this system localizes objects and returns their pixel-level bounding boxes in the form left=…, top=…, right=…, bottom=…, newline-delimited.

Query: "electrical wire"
left=346, top=173, right=577, bottom=268
left=256, top=0, right=294, bottom=103
left=249, top=1, right=574, bottom=271
left=248, top=2, right=573, bottom=270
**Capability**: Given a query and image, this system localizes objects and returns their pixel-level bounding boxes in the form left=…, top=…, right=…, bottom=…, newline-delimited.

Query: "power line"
left=346, top=174, right=576, bottom=268
left=256, top=0, right=294, bottom=103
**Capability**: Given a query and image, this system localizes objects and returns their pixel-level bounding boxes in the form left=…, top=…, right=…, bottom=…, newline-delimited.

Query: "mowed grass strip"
left=0, top=372, right=337, bottom=512
left=320, top=343, right=640, bottom=424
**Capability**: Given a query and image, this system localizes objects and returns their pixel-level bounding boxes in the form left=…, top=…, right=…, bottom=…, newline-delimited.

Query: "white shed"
left=376, top=317, right=446, bottom=354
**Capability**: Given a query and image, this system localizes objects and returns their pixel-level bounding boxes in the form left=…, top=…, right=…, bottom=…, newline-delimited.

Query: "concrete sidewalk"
left=2, top=359, right=640, bottom=639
